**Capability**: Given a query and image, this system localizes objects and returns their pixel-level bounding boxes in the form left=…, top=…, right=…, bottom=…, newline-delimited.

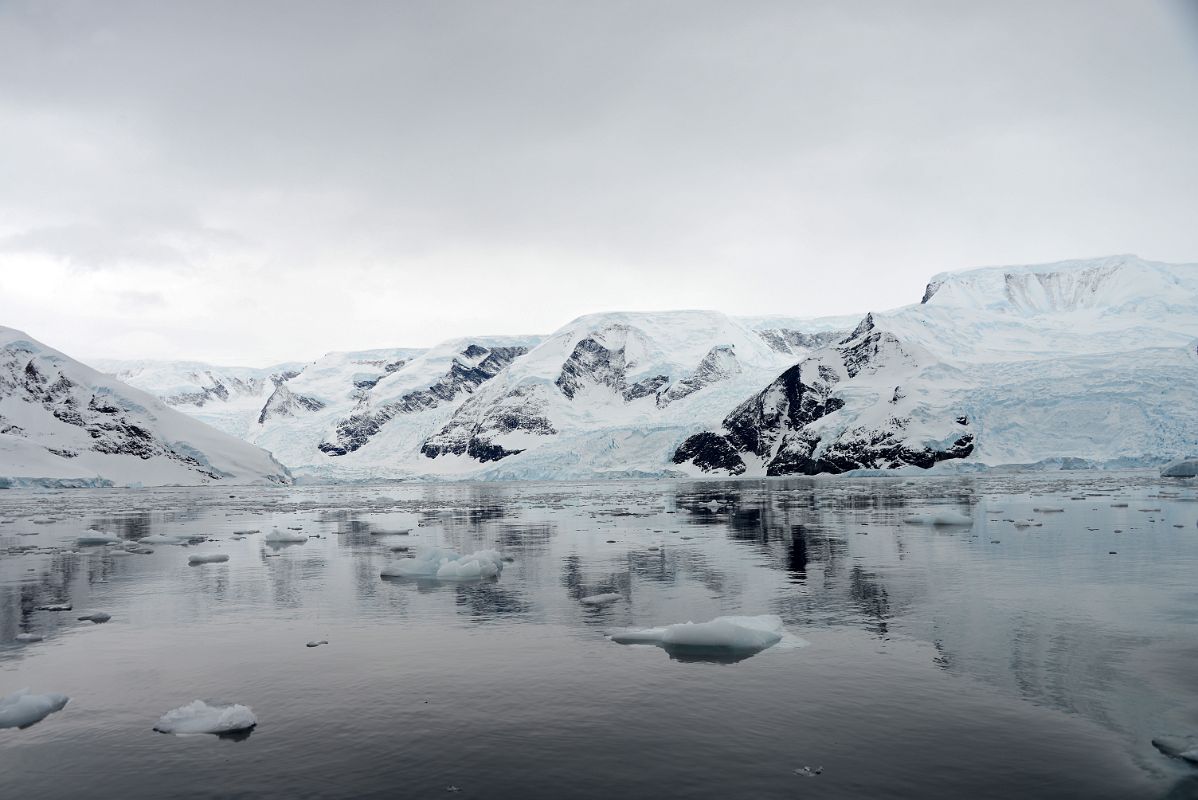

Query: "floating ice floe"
left=188, top=553, right=230, bottom=565
left=380, top=546, right=503, bottom=580
left=35, top=604, right=71, bottom=612
left=77, top=612, right=111, bottom=623
left=138, top=533, right=190, bottom=545
left=306, top=640, right=328, bottom=648
left=580, top=593, right=622, bottom=606
left=609, top=614, right=802, bottom=663
left=1033, top=507, right=1065, bottom=513
left=154, top=700, right=257, bottom=735
left=76, top=530, right=121, bottom=545
left=15, top=633, right=43, bottom=643
left=264, top=529, right=309, bottom=544
left=0, top=689, right=70, bottom=729
left=1161, top=458, right=1198, bottom=478
left=1152, top=735, right=1198, bottom=764
left=901, top=511, right=973, bottom=526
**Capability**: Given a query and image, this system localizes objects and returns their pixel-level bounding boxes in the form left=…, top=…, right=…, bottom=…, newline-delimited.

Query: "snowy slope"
left=0, top=327, right=292, bottom=487
left=676, top=255, right=1198, bottom=476
left=416, top=311, right=800, bottom=479
left=249, top=336, right=542, bottom=480
left=92, top=359, right=307, bottom=439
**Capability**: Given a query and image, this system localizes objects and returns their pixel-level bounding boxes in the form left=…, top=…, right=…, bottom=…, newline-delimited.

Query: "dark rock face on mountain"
left=258, top=384, right=326, bottom=424
left=319, top=345, right=527, bottom=456
left=420, top=385, right=556, bottom=461
left=556, top=335, right=629, bottom=399
left=755, top=328, right=847, bottom=356
left=658, top=346, right=741, bottom=406
left=1, top=339, right=222, bottom=476
left=672, top=321, right=973, bottom=475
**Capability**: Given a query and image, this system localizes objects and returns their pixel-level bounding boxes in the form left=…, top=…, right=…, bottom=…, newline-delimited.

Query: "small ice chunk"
left=264, top=529, right=309, bottom=544
left=1152, top=735, right=1198, bottom=764
left=76, top=530, right=121, bottom=545
left=0, top=689, right=70, bottom=729
left=580, top=593, right=621, bottom=606
left=188, top=553, right=230, bottom=565
left=77, top=612, right=111, bottom=623
left=35, top=604, right=71, bottom=611
left=154, top=700, right=257, bottom=735
left=306, top=640, right=328, bottom=648
left=1161, top=458, right=1198, bottom=478
left=610, top=614, right=794, bottom=662
left=1034, top=507, right=1065, bottom=513
left=138, top=533, right=190, bottom=545
left=15, top=633, right=43, bottom=643
left=380, top=546, right=503, bottom=580
left=901, top=511, right=972, bottom=526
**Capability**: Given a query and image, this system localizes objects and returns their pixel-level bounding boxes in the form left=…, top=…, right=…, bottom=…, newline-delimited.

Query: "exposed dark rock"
left=672, top=432, right=746, bottom=474
left=422, top=385, right=556, bottom=461
left=321, top=345, right=528, bottom=456
left=623, top=375, right=669, bottom=402
left=756, top=328, right=847, bottom=355
left=556, top=335, right=628, bottom=399
left=658, top=345, right=740, bottom=406
left=259, top=384, right=326, bottom=424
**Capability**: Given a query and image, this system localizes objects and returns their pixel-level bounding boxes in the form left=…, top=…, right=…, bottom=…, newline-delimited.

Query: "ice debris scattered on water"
left=901, top=511, right=973, bottom=526
left=264, top=529, right=309, bottom=544
left=609, top=614, right=800, bottom=662
left=0, top=689, right=70, bottom=729
left=380, top=546, right=504, bottom=580
left=77, top=612, right=111, bottom=623
left=138, top=533, right=190, bottom=545
left=1152, top=735, right=1198, bottom=765
left=580, top=593, right=622, bottom=606
left=1161, top=458, right=1198, bottom=478
left=76, top=530, right=121, bottom=545
left=154, top=700, right=258, bottom=735
left=188, top=553, right=230, bottom=565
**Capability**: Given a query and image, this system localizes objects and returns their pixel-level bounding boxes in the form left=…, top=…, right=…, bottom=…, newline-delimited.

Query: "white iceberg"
left=901, top=511, right=973, bottom=526
left=154, top=700, right=257, bottom=735
left=380, top=546, right=503, bottom=580
left=1162, top=457, right=1198, bottom=478
left=609, top=614, right=798, bottom=662
left=76, top=530, right=121, bottom=545
left=0, top=689, right=70, bottom=729
left=138, top=533, right=190, bottom=545
left=188, top=553, right=230, bottom=565
left=1152, top=735, right=1198, bottom=764
left=580, top=592, right=622, bottom=606
left=264, top=529, right=309, bottom=544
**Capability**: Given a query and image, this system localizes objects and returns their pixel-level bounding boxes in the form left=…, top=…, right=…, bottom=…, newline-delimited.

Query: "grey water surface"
left=2, top=472, right=1198, bottom=799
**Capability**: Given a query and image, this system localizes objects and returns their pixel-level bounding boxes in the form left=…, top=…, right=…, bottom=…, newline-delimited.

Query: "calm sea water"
left=2, top=473, right=1197, bottom=799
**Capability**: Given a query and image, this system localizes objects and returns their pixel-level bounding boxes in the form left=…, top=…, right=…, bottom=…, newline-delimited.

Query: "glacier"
left=0, top=326, right=293, bottom=488
left=50, top=253, right=1198, bottom=481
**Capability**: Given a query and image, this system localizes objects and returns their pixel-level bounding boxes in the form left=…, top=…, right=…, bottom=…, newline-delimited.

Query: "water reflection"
left=1, top=474, right=1197, bottom=798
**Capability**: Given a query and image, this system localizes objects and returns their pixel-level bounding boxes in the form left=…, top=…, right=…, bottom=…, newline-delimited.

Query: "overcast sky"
left=1, top=0, right=1196, bottom=365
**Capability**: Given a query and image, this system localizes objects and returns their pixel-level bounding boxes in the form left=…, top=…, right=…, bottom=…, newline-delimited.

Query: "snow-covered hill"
left=87, top=254, right=1198, bottom=481
left=675, top=255, right=1198, bottom=476
left=0, top=327, right=292, bottom=487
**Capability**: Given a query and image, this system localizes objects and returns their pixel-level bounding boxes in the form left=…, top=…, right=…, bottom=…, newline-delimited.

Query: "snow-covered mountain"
left=0, top=327, right=292, bottom=487
left=87, top=254, right=1198, bottom=481
left=674, top=255, right=1198, bottom=476
left=90, top=358, right=309, bottom=439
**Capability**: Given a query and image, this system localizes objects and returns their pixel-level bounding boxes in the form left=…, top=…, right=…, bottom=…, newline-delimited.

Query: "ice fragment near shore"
left=188, top=553, right=230, bottom=564
left=380, top=546, right=503, bottom=580
left=610, top=614, right=795, bottom=662
left=901, top=511, right=972, bottom=526
left=154, top=700, right=257, bottom=735
left=0, top=689, right=69, bottom=729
